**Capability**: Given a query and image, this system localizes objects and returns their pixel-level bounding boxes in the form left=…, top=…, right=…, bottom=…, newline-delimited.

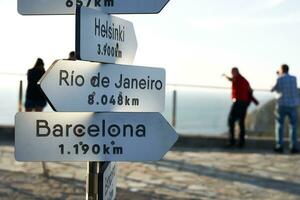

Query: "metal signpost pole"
left=18, top=80, right=23, bottom=112
left=97, top=162, right=103, bottom=200
left=86, top=162, right=99, bottom=200
left=172, top=90, right=177, bottom=127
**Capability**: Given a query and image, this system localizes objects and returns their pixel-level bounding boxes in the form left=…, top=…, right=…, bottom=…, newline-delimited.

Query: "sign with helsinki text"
left=76, top=7, right=137, bottom=64
left=99, top=162, right=117, bottom=200
left=18, top=0, right=169, bottom=15
left=39, top=60, right=165, bottom=112
left=15, top=112, right=178, bottom=162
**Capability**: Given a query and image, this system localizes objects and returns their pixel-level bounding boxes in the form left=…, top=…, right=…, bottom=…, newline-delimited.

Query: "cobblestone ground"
left=0, top=146, right=300, bottom=199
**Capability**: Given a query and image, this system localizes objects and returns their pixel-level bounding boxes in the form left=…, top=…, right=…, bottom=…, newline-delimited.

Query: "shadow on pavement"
left=0, top=169, right=181, bottom=200
left=173, top=147, right=280, bottom=155
left=154, top=158, right=300, bottom=196
left=0, top=169, right=84, bottom=199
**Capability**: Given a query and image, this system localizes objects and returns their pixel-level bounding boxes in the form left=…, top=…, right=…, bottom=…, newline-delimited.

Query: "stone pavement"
left=0, top=145, right=300, bottom=199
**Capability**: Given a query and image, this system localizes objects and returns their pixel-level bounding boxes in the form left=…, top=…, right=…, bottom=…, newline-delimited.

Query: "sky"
left=1, top=0, right=300, bottom=89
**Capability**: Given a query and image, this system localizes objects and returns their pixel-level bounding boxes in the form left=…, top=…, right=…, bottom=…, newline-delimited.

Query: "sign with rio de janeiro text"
left=39, top=60, right=165, bottom=112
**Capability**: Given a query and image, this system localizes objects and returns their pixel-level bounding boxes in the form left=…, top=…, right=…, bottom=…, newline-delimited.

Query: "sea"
left=0, top=74, right=274, bottom=136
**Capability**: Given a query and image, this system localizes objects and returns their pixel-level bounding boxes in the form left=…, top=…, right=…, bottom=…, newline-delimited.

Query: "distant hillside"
left=246, top=99, right=300, bottom=137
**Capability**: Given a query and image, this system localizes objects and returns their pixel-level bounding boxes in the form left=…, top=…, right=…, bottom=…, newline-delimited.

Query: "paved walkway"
left=0, top=146, right=300, bottom=199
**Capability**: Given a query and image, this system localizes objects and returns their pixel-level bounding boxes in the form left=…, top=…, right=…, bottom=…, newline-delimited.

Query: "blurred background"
left=1, top=1, right=300, bottom=199
left=3, top=0, right=300, bottom=136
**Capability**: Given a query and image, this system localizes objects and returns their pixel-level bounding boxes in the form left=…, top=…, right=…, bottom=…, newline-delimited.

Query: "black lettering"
left=53, top=124, right=63, bottom=137
left=76, top=0, right=83, bottom=6
left=102, top=77, right=110, bottom=88
left=66, top=124, right=72, bottom=137
left=91, top=73, right=110, bottom=88
left=108, top=124, right=120, bottom=137
left=95, top=18, right=100, bottom=36
left=59, top=70, right=69, bottom=86
left=104, top=0, right=114, bottom=7
left=123, top=124, right=133, bottom=137
left=108, top=25, right=112, bottom=39
left=103, top=144, right=110, bottom=154
left=114, top=24, right=118, bottom=41
left=125, top=96, right=130, bottom=105
left=151, top=80, right=155, bottom=89
left=115, top=74, right=122, bottom=88
left=139, top=79, right=146, bottom=89
left=35, top=120, right=146, bottom=139
left=94, top=14, right=126, bottom=43
left=123, top=78, right=130, bottom=89
left=101, top=23, right=106, bottom=38
left=113, top=146, right=123, bottom=155
left=74, top=124, right=85, bottom=137
left=119, top=25, right=124, bottom=41
left=88, top=124, right=99, bottom=137
left=131, top=78, right=138, bottom=89
left=66, top=0, right=73, bottom=7
left=75, top=75, right=84, bottom=86
left=105, top=21, right=109, bottom=38
left=155, top=80, right=163, bottom=90
left=132, top=98, right=139, bottom=106
left=95, top=0, right=101, bottom=7
left=91, top=73, right=100, bottom=87
left=102, top=120, right=106, bottom=137
left=136, top=125, right=146, bottom=137
left=36, top=120, right=50, bottom=137
left=86, top=0, right=92, bottom=7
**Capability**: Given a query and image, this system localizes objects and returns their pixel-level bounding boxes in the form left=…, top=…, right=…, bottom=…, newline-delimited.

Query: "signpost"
left=15, top=112, right=178, bottom=162
left=16, top=2, right=174, bottom=200
left=18, top=0, right=170, bottom=15
left=76, top=7, right=137, bottom=64
left=39, top=60, right=165, bottom=112
left=86, top=162, right=99, bottom=199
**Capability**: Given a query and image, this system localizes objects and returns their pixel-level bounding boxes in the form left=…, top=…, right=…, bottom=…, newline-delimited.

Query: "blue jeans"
left=275, top=105, right=298, bottom=149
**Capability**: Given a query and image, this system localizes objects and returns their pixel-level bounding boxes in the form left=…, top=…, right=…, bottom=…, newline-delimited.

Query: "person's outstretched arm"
left=222, top=74, right=233, bottom=82
left=271, top=79, right=279, bottom=92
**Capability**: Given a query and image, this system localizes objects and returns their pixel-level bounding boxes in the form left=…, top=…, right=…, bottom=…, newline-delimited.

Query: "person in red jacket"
left=223, top=67, right=259, bottom=147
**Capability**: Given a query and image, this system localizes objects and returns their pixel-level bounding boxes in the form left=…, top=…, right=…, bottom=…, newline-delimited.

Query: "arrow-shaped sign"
left=39, top=60, right=165, bottom=112
left=99, top=162, right=117, bottom=200
left=76, top=6, right=137, bottom=64
left=15, top=112, right=178, bottom=162
left=18, top=0, right=169, bottom=15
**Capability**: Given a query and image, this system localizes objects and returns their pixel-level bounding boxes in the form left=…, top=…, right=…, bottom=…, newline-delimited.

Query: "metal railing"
left=1, top=73, right=275, bottom=135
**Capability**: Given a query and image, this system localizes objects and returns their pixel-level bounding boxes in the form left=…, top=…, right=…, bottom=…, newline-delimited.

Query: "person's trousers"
left=228, top=100, right=249, bottom=145
left=275, top=105, right=298, bottom=149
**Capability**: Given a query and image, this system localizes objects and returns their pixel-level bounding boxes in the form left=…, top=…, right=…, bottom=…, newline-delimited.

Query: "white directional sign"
left=15, top=112, right=178, bottom=161
left=99, top=162, right=117, bottom=200
left=18, top=0, right=169, bottom=15
left=76, top=6, right=137, bottom=64
left=39, top=60, right=165, bottom=112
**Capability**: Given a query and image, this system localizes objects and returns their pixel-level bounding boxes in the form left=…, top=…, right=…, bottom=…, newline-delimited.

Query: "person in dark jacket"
left=223, top=67, right=259, bottom=147
left=68, top=51, right=76, bottom=60
left=25, top=58, right=47, bottom=111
